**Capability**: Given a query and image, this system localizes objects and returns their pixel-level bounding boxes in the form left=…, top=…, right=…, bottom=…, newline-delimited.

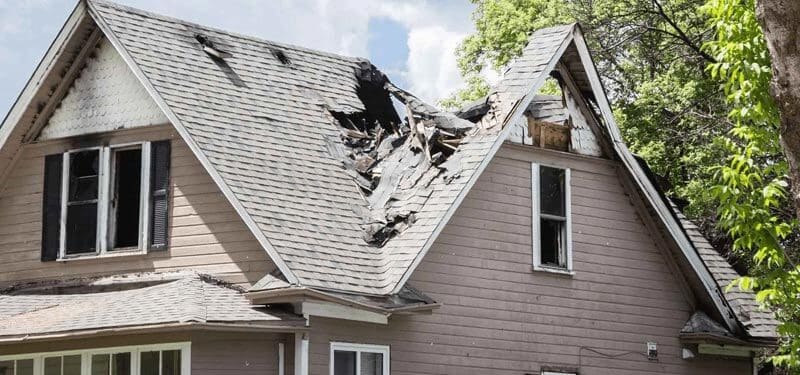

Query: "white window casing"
left=57, top=141, right=152, bottom=260
left=531, top=162, right=573, bottom=274
left=0, top=342, right=190, bottom=375
left=329, top=342, right=390, bottom=375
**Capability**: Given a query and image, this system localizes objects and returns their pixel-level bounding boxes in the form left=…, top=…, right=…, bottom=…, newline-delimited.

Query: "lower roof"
left=0, top=272, right=304, bottom=344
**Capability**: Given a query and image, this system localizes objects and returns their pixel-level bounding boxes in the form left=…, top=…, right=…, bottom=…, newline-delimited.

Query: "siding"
left=306, top=144, right=751, bottom=375
left=0, top=125, right=275, bottom=288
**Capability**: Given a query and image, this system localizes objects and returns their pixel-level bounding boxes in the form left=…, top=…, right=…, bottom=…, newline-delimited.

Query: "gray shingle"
left=671, top=202, right=778, bottom=339
left=87, top=0, right=574, bottom=295
left=0, top=273, right=301, bottom=339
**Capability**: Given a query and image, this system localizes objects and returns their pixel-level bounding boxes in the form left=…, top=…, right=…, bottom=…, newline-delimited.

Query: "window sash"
left=329, top=343, right=389, bottom=375
left=531, top=163, right=572, bottom=272
left=58, top=142, right=152, bottom=259
left=0, top=343, right=189, bottom=375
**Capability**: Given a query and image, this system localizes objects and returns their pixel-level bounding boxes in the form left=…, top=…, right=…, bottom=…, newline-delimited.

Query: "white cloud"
left=118, top=0, right=475, bottom=103
left=405, top=26, right=466, bottom=103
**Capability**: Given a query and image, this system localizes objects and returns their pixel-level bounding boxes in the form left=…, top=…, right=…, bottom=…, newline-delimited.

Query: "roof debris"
left=195, top=33, right=231, bottom=59
left=325, top=62, right=474, bottom=245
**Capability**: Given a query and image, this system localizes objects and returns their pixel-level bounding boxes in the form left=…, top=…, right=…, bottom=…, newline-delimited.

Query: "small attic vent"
left=195, top=34, right=231, bottom=59
left=270, top=48, right=291, bottom=66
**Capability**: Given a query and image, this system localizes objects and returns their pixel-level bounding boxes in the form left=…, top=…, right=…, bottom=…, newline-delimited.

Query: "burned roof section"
left=325, top=63, right=474, bottom=245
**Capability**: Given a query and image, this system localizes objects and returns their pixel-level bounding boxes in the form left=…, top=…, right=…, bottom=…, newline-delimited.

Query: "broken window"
left=331, top=343, right=388, bottom=375
left=46, top=141, right=171, bottom=260
left=533, top=163, right=572, bottom=272
left=65, top=149, right=100, bottom=254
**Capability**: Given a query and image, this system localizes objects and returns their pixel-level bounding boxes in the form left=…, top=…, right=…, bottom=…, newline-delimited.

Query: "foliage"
left=444, top=0, right=731, bottom=221
left=704, top=0, right=800, bottom=368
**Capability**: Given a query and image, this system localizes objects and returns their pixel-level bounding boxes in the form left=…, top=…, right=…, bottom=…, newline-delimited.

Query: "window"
left=330, top=343, right=389, bottom=375
left=49, top=141, right=169, bottom=259
left=532, top=163, right=572, bottom=273
left=0, top=344, right=187, bottom=375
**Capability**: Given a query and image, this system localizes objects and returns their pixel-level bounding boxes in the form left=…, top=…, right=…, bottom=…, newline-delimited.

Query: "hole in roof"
left=270, top=48, right=291, bottom=65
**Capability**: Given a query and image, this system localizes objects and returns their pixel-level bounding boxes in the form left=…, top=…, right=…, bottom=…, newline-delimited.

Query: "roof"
left=83, top=0, right=575, bottom=295
left=0, top=273, right=303, bottom=343
left=672, top=205, right=778, bottom=340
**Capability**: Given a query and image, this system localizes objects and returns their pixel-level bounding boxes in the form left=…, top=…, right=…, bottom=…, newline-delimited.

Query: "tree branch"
left=651, top=0, right=717, bottom=63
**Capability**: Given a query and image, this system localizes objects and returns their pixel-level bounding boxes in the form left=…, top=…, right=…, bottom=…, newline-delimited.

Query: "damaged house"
left=0, top=1, right=778, bottom=374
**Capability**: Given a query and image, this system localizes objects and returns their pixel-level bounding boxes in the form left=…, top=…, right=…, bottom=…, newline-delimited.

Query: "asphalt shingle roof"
left=0, top=273, right=302, bottom=339
left=87, top=0, right=575, bottom=295
left=671, top=204, right=778, bottom=340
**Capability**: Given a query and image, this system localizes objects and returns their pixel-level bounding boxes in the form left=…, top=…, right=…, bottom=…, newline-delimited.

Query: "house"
left=0, top=0, right=779, bottom=374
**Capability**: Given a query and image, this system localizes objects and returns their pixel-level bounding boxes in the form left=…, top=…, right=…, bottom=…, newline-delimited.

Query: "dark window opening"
left=538, top=166, right=568, bottom=269
left=540, top=218, right=565, bottom=267
left=65, top=150, right=99, bottom=254
left=334, top=351, right=356, bottom=375
left=111, top=148, right=142, bottom=249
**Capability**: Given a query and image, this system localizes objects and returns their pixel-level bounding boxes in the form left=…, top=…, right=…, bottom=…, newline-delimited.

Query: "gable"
left=37, top=37, right=168, bottom=141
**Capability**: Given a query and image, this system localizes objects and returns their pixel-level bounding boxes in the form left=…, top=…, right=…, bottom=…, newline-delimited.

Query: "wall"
left=0, top=125, right=275, bottom=288
left=305, top=144, right=752, bottom=375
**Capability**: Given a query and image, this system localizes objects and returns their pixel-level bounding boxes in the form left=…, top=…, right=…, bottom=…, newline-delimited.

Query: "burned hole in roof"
left=194, top=33, right=247, bottom=88
left=324, top=62, right=474, bottom=246
left=270, top=48, right=291, bottom=66
left=195, top=33, right=231, bottom=60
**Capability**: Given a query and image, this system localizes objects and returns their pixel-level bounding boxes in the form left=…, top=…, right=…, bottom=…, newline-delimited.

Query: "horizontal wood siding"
left=0, top=126, right=275, bottom=288
left=191, top=332, right=287, bottom=375
left=307, top=144, right=750, bottom=375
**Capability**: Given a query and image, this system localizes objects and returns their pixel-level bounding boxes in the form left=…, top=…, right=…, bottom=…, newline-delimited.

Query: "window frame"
left=329, top=342, right=390, bottom=375
left=0, top=342, right=190, bottom=375
left=531, top=162, right=573, bottom=274
left=58, top=141, right=152, bottom=260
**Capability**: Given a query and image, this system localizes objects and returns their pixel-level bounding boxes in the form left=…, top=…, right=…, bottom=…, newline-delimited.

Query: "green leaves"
left=705, top=0, right=800, bottom=368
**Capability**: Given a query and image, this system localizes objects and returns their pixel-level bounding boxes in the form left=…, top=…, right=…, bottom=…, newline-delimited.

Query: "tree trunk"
left=756, top=0, right=800, bottom=220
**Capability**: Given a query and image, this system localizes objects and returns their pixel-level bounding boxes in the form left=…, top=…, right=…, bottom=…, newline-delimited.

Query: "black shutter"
left=149, top=140, right=171, bottom=250
left=41, top=153, right=63, bottom=261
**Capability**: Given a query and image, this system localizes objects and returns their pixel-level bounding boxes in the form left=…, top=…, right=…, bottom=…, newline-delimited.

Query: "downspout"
left=294, top=332, right=309, bottom=375
left=278, top=342, right=285, bottom=375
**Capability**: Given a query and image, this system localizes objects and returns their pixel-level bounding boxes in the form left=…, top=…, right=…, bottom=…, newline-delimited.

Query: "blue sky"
left=0, top=0, right=475, bottom=120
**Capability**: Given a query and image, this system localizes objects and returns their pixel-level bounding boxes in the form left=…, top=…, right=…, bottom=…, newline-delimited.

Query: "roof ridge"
left=87, top=0, right=365, bottom=64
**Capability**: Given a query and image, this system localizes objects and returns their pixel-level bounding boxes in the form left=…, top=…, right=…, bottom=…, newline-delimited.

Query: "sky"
left=0, top=0, right=476, bottom=120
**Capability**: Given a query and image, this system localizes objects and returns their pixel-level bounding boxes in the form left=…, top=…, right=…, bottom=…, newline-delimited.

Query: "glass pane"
left=0, top=361, right=13, bottom=375
left=44, top=357, right=62, bottom=375
left=360, top=352, right=384, bottom=375
left=69, top=150, right=99, bottom=202
left=161, top=350, right=180, bottom=375
left=140, top=352, right=159, bottom=375
left=112, top=353, right=131, bottom=375
left=91, top=354, right=110, bottom=375
left=66, top=202, right=98, bottom=254
left=16, top=360, right=33, bottom=375
left=112, top=149, right=142, bottom=249
left=333, top=350, right=356, bottom=375
left=540, top=166, right=565, bottom=217
left=63, top=355, right=81, bottom=375
left=540, top=218, right=565, bottom=267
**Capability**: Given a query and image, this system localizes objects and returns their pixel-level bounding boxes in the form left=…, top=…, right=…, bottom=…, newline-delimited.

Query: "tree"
left=704, top=0, right=800, bottom=368
left=444, top=0, right=733, bottom=226
left=756, top=0, right=800, bottom=221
